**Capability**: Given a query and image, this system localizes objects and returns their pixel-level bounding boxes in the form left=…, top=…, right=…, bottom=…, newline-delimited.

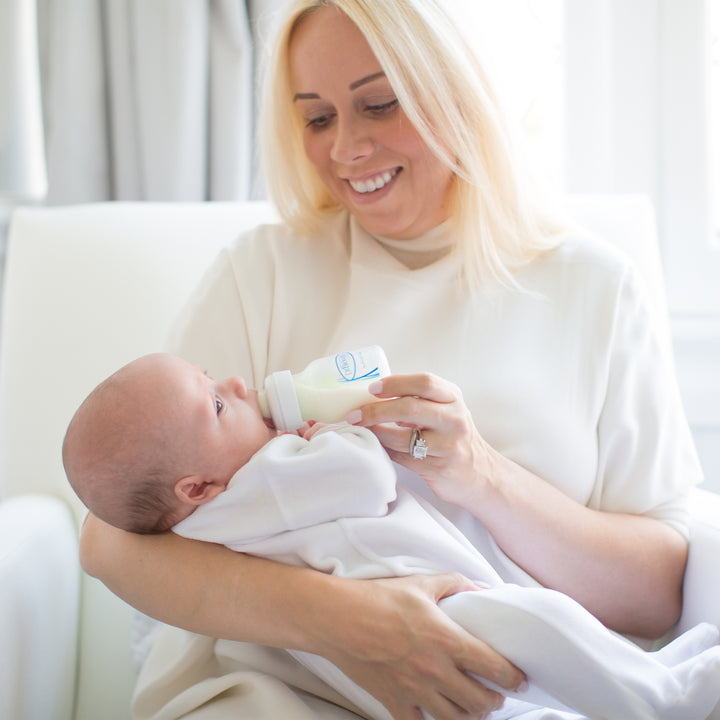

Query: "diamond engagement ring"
left=409, top=428, right=428, bottom=460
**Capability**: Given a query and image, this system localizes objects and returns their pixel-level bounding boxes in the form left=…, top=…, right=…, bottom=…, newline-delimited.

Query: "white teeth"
left=349, top=169, right=397, bottom=194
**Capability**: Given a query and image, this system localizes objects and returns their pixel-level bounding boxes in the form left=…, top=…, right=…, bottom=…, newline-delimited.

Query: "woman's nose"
left=330, top=117, right=374, bottom=164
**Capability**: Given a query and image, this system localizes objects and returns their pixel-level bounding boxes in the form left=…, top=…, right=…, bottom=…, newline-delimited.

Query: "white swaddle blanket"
left=174, top=425, right=720, bottom=720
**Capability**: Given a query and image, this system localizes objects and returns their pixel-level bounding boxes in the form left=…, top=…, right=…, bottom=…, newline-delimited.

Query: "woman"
left=80, top=2, right=700, bottom=719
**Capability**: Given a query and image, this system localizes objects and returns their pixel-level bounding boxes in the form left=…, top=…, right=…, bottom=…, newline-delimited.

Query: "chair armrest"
left=678, top=488, right=720, bottom=635
left=0, top=495, right=79, bottom=720
left=676, top=488, right=720, bottom=720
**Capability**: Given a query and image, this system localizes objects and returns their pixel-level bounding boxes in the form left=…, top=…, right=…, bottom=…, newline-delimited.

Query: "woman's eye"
left=305, top=113, right=334, bottom=130
left=215, top=397, right=223, bottom=415
left=365, top=99, right=399, bottom=116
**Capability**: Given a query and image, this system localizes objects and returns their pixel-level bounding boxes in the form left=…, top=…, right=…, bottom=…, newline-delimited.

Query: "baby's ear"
left=174, top=476, right=225, bottom=506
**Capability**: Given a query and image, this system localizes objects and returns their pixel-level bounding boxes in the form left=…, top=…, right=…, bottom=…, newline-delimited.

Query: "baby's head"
left=63, top=353, right=276, bottom=533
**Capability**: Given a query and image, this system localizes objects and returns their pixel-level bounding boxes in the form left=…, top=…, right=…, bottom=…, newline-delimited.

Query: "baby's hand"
left=301, top=421, right=329, bottom=441
left=279, top=421, right=315, bottom=438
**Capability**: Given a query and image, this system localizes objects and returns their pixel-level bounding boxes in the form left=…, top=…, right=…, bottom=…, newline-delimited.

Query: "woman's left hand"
left=346, top=372, right=492, bottom=512
left=347, top=372, right=689, bottom=640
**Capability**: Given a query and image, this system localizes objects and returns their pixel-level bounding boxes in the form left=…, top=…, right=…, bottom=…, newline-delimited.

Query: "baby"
left=63, top=353, right=720, bottom=720
left=63, top=352, right=278, bottom=535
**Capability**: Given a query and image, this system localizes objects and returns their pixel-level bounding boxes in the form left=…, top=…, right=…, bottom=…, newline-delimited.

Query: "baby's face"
left=143, top=354, right=276, bottom=485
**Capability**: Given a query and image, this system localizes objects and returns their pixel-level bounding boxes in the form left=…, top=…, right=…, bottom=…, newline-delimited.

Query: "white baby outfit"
left=174, top=424, right=720, bottom=720
left=132, top=213, right=709, bottom=720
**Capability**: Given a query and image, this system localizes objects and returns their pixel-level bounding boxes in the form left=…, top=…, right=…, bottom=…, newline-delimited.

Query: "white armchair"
left=1, top=198, right=718, bottom=720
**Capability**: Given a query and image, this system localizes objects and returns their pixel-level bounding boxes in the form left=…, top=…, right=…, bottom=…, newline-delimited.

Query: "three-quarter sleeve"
left=591, top=263, right=702, bottom=538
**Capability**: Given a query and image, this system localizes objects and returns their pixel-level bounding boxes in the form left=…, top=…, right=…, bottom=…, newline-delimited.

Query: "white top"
left=134, top=211, right=703, bottom=719
left=171, top=426, right=720, bottom=720
left=174, top=425, right=505, bottom=586
left=169, top=210, right=700, bottom=568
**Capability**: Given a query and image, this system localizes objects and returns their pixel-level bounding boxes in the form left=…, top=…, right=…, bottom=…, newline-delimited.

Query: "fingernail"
left=345, top=409, right=362, bottom=424
left=516, top=679, right=529, bottom=693
left=368, top=380, right=383, bottom=395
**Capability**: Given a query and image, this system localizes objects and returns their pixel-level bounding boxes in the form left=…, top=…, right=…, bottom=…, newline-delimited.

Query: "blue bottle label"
left=334, top=350, right=380, bottom=382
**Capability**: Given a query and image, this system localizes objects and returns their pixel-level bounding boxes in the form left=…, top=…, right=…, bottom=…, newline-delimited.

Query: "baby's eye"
left=215, top=397, right=223, bottom=415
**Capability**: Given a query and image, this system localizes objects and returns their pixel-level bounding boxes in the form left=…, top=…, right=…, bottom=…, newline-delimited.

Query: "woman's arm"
left=80, top=513, right=524, bottom=719
left=352, top=373, right=687, bottom=639
left=465, top=447, right=687, bottom=638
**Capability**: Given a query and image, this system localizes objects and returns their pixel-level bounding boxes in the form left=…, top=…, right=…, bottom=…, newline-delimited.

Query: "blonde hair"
left=260, top=0, right=566, bottom=289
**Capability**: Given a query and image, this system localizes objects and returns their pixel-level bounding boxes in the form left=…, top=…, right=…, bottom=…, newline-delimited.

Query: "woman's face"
left=289, top=6, right=454, bottom=239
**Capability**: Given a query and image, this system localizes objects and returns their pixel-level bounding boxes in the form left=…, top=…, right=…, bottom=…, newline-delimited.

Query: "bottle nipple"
left=259, top=369, right=303, bottom=432
left=257, top=389, right=270, bottom=418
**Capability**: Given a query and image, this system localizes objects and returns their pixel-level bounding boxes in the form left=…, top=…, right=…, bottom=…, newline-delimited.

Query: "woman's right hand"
left=81, top=515, right=523, bottom=719
left=317, top=572, right=525, bottom=720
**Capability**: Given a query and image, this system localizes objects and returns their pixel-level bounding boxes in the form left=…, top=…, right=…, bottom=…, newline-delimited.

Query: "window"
left=558, top=0, right=720, bottom=317
left=711, top=0, right=720, bottom=240
left=658, top=0, right=720, bottom=315
left=556, top=0, right=720, bottom=479
left=457, top=0, right=565, bottom=188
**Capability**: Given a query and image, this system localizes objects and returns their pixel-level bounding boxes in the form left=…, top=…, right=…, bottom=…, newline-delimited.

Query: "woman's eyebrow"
left=348, top=71, right=386, bottom=90
left=293, top=71, right=387, bottom=101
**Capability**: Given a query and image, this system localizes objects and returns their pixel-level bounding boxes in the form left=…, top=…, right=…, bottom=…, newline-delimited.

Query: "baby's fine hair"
left=63, top=370, right=184, bottom=535
left=122, top=473, right=182, bottom=534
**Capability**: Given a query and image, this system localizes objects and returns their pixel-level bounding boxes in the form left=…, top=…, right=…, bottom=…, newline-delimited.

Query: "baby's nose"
left=225, top=375, right=247, bottom=398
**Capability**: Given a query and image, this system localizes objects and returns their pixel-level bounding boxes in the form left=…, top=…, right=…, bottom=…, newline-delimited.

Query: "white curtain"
left=36, top=0, right=254, bottom=203
left=0, top=0, right=47, bottom=203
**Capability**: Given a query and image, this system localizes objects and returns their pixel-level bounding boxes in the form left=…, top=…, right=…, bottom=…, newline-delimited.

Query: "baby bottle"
left=256, top=345, right=391, bottom=432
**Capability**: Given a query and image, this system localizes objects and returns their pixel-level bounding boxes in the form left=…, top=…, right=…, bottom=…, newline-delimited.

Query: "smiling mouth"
left=347, top=168, right=399, bottom=194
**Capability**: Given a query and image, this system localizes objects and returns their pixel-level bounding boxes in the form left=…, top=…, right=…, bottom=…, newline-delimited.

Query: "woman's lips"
left=346, top=168, right=400, bottom=194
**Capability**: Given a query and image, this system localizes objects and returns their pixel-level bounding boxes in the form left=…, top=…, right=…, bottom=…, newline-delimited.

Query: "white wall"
left=673, top=319, right=720, bottom=493
left=563, top=0, right=720, bottom=493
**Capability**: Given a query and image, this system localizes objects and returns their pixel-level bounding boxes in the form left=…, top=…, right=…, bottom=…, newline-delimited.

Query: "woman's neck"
left=368, top=221, right=453, bottom=270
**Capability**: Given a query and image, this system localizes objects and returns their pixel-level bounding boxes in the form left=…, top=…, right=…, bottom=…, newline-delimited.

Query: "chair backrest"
left=0, top=196, right=665, bottom=526
left=0, top=201, right=277, bottom=524
left=563, top=193, right=668, bottom=318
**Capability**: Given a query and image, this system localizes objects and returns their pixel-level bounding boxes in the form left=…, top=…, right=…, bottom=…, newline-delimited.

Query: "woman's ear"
left=174, top=476, right=225, bottom=506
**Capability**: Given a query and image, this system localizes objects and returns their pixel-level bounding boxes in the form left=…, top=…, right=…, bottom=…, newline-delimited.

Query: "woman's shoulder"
left=226, top=209, right=351, bottom=265
left=546, top=231, right=633, bottom=276
left=208, top=210, right=352, bottom=315
left=526, top=231, right=640, bottom=301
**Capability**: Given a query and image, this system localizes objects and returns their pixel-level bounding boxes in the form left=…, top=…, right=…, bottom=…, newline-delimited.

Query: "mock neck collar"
left=357, top=218, right=454, bottom=270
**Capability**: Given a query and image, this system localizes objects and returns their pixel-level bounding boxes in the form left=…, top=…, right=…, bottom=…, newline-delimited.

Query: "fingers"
left=371, top=373, right=461, bottom=404
left=379, top=648, right=508, bottom=720
left=327, top=573, right=523, bottom=720
left=417, top=571, right=482, bottom=600
left=302, top=421, right=327, bottom=440
left=370, top=415, right=469, bottom=469
left=369, top=423, right=435, bottom=460
left=383, top=640, right=512, bottom=720
left=459, top=634, right=526, bottom=695
left=393, top=683, right=505, bottom=720
left=432, top=672, right=506, bottom=719
left=392, top=574, right=528, bottom=696
left=350, top=374, right=468, bottom=441
left=417, top=574, right=527, bottom=694
left=354, top=376, right=483, bottom=509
